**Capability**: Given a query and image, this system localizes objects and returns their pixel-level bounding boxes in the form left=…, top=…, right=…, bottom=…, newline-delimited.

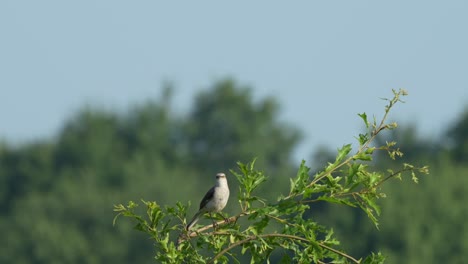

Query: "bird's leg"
left=210, top=213, right=218, bottom=230
left=217, top=212, right=230, bottom=224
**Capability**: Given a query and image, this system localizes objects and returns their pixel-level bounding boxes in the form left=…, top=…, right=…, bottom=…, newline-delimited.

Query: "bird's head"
left=216, top=173, right=226, bottom=179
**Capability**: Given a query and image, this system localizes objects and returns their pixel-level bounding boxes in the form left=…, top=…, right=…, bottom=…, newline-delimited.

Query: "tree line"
left=0, top=79, right=466, bottom=263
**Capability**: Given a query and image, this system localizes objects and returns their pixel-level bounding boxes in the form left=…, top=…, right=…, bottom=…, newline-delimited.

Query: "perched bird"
left=186, top=173, right=230, bottom=230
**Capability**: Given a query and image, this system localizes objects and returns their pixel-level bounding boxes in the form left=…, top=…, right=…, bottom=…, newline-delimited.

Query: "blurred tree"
left=0, top=78, right=302, bottom=263
left=446, top=108, right=468, bottom=163
left=185, top=79, right=301, bottom=175
left=312, top=121, right=468, bottom=264
left=0, top=142, right=54, bottom=213
left=374, top=125, right=439, bottom=164
left=377, top=157, right=468, bottom=264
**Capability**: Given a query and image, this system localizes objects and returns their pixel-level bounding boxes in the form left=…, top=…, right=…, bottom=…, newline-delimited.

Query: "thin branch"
left=317, top=240, right=360, bottom=263
left=300, top=198, right=321, bottom=204
left=266, top=214, right=289, bottom=225
left=373, top=167, right=413, bottom=189
left=208, top=235, right=256, bottom=264
left=208, top=233, right=360, bottom=264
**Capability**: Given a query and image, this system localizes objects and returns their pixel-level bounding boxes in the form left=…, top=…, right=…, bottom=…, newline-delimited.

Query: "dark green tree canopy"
left=186, top=79, right=301, bottom=173
left=446, top=108, right=468, bottom=163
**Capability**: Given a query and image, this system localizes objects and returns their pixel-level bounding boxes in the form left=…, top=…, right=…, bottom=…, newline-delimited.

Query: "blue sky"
left=1, top=1, right=467, bottom=161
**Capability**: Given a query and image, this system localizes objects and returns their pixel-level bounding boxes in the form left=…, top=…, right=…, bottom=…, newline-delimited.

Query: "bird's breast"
left=209, top=186, right=229, bottom=212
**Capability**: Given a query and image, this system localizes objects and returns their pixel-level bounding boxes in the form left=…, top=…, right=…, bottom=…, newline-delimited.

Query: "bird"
left=186, top=172, right=230, bottom=231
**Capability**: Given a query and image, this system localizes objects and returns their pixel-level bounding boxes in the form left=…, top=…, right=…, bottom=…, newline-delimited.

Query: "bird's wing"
left=199, top=186, right=215, bottom=210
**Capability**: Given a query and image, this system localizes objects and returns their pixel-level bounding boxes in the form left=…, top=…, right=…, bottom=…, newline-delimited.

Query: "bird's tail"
left=186, top=210, right=203, bottom=230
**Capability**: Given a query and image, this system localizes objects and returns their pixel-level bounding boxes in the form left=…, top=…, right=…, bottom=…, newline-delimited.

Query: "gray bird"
left=186, top=173, right=230, bottom=230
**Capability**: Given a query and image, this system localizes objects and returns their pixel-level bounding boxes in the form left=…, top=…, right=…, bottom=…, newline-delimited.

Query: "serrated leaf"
left=358, top=112, right=369, bottom=128
left=357, top=133, right=369, bottom=146
left=335, top=144, right=352, bottom=164
left=368, top=172, right=380, bottom=186
left=366, top=197, right=381, bottom=216
left=251, top=174, right=267, bottom=190
left=358, top=195, right=381, bottom=228
left=325, top=228, right=334, bottom=241
left=365, top=147, right=375, bottom=154
left=290, top=160, right=310, bottom=194
left=289, top=177, right=296, bottom=194
left=353, top=152, right=372, bottom=161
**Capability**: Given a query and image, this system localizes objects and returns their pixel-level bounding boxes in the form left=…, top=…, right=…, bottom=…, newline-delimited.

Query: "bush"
left=114, top=89, right=428, bottom=263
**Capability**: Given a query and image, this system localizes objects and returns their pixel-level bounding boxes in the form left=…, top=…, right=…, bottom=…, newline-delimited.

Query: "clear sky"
left=1, top=1, right=467, bottom=161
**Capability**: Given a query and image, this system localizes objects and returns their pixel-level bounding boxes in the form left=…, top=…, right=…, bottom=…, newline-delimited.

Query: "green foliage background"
left=0, top=79, right=467, bottom=263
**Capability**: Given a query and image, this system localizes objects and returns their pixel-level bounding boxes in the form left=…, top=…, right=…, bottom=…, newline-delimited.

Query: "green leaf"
left=335, top=144, right=352, bottom=164
left=365, top=147, right=375, bottom=154
left=353, top=152, right=372, bottom=161
left=411, top=171, right=419, bottom=183
left=358, top=112, right=369, bottom=128
left=251, top=173, right=267, bottom=191
left=357, top=133, right=369, bottom=146
left=290, top=160, right=310, bottom=194
left=325, top=228, right=334, bottom=241
left=358, top=194, right=381, bottom=228
left=368, top=172, right=381, bottom=186
left=362, top=252, right=386, bottom=264
left=289, top=177, right=296, bottom=194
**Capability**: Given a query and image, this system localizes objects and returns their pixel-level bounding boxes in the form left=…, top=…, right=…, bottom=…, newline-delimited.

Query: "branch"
left=208, top=233, right=361, bottom=264
left=373, top=167, right=412, bottom=189
left=177, top=212, right=252, bottom=245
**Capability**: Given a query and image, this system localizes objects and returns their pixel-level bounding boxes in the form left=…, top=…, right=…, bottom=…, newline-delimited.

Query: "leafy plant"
left=113, top=89, right=428, bottom=263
